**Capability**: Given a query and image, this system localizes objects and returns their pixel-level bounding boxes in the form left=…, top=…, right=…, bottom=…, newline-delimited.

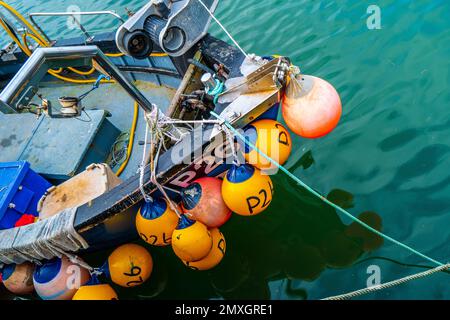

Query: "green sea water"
left=1, top=0, right=449, bottom=300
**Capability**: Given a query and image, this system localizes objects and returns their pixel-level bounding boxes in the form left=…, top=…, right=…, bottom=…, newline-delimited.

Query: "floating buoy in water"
left=104, top=243, right=153, bottom=288
left=181, top=177, right=231, bottom=228
left=183, top=228, right=226, bottom=270
left=172, top=215, right=212, bottom=262
left=1, top=262, right=35, bottom=295
left=222, top=164, right=273, bottom=216
left=242, top=119, right=292, bottom=170
left=73, top=283, right=118, bottom=300
left=33, top=256, right=90, bottom=300
left=136, top=198, right=179, bottom=246
left=282, top=74, right=342, bottom=138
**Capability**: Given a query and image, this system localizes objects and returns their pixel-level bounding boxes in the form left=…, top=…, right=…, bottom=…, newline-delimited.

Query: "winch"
left=115, top=0, right=219, bottom=58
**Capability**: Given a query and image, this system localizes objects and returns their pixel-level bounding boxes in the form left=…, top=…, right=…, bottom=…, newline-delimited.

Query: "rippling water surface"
left=1, top=0, right=449, bottom=300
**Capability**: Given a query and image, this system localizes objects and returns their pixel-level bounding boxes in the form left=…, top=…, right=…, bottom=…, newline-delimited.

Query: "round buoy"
left=181, top=177, right=231, bottom=228
left=183, top=228, right=226, bottom=270
left=136, top=198, right=179, bottom=246
left=33, top=256, right=90, bottom=300
left=105, top=243, right=153, bottom=288
left=242, top=119, right=292, bottom=170
left=73, top=283, right=118, bottom=300
left=222, top=164, right=273, bottom=216
left=282, top=74, right=342, bottom=138
left=1, top=262, right=35, bottom=295
left=172, top=215, right=212, bottom=262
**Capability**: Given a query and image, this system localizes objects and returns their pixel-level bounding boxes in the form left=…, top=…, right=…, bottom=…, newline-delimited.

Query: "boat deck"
left=0, top=80, right=177, bottom=181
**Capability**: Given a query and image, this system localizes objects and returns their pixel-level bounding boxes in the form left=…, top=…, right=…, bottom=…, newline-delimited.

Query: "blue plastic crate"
left=0, top=161, right=52, bottom=229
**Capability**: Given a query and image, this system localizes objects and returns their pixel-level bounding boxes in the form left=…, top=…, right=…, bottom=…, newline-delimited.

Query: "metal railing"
left=28, top=11, right=125, bottom=43
left=0, top=46, right=154, bottom=114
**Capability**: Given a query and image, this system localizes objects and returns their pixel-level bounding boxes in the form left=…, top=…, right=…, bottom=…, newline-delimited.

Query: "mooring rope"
left=197, top=0, right=249, bottom=59
left=139, top=120, right=154, bottom=203
left=322, top=263, right=450, bottom=300
left=209, top=110, right=446, bottom=268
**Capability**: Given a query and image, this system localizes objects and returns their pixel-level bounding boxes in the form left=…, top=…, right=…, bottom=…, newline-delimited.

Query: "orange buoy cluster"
left=170, top=215, right=227, bottom=270
left=131, top=104, right=338, bottom=272
left=131, top=121, right=292, bottom=271
left=183, top=227, right=226, bottom=271
left=70, top=243, right=153, bottom=300
left=0, top=243, right=154, bottom=300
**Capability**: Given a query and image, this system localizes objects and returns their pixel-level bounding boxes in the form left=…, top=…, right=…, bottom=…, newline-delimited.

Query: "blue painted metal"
left=257, top=102, right=280, bottom=120
left=1, top=110, right=121, bottom=182
left=0, top=161, right=52, bottom=229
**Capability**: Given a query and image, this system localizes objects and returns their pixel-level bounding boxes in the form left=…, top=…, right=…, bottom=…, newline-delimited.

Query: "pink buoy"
left=181, top=177, right=232, bottom=228
left=1, top=262, right=35, bottom=295
left=33, top=255, right=90, bottom=300
left=282, top=75, right=342, bottom=139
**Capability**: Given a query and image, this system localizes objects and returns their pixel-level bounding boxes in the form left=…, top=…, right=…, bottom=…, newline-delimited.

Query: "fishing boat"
left=0, top=0, right=347, bottom=299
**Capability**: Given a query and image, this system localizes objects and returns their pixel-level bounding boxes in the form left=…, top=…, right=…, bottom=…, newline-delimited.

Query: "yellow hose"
left=0, top=1, right=47, bottom=44
left=0, top=2, right=168, bottom=84
left=104, top=52, right=124, bottom=58
left=115, top=101, right=139, bottom=176
left=0, top=3, right=152, bottom=83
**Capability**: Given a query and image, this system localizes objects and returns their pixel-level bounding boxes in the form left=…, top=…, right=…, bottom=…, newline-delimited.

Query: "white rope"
left=138, top=111, right=235, bottom=217
left=322, top=263, right=450, bottom=300
left=150, top=140, right=183, bottom=218
left=222, top=124, right=240, bottom=165
left=0, top=208, right=89, bottom=265
left=139, top=120, right=153, bottom=203
left=158, top=119, right=221, bottom=125
left=197, top=0, right=249, bottom=59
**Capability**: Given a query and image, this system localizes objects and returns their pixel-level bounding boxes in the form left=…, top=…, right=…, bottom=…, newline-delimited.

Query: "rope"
left=355, top=256, right=450, bottom=274
left=139, top=120, right=154, bottom=203
left=150, top=139, right=183, bottom=217
left=209, top=110, right=446, bottom=268
left=0, top=208, right=89, bottom=265
left=196, top=0, right=249, bottom=59
left=138, top=108, right=189, bottom=216
left=322, top=263, right=450, bottom=300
